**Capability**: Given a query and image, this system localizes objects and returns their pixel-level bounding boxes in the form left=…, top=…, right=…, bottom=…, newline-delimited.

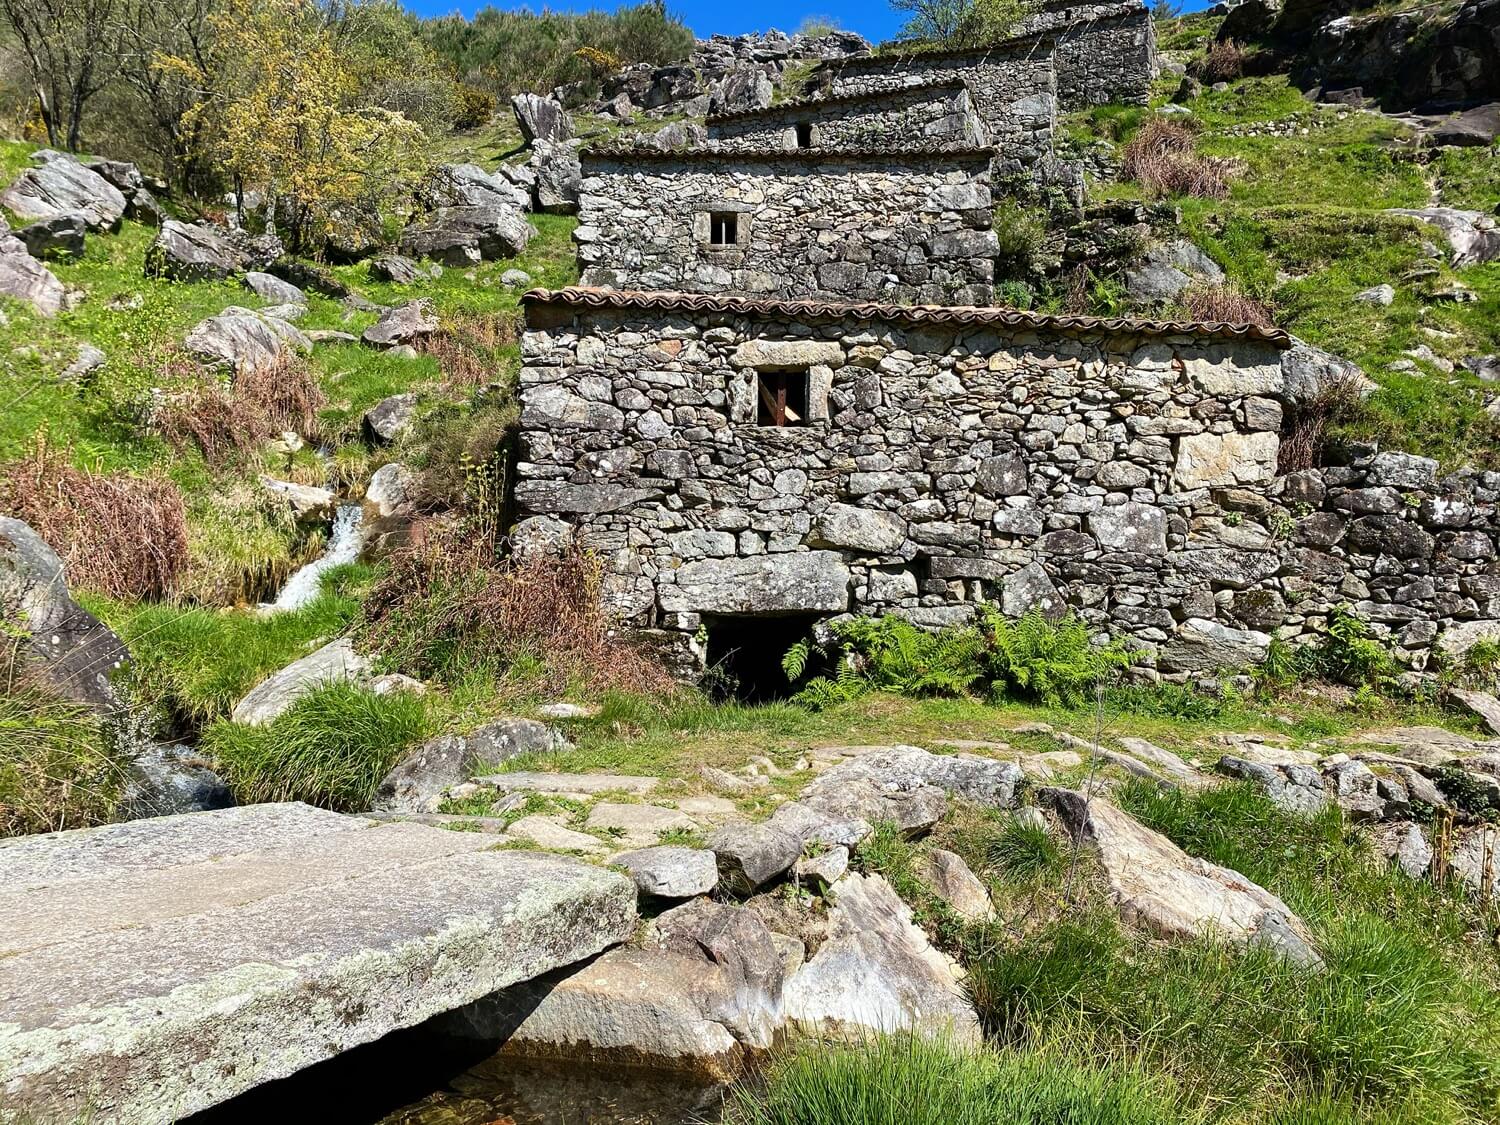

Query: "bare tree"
left=0, top=0, right=122, bottom=150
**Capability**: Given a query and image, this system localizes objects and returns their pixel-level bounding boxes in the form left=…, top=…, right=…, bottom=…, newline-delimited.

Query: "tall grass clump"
left=727, top=1034, right=1189, bottom=1125
left=0, top=666, right=128, bottom=836
left=203, top=680, right=432, bottom=810
left=1179, top=284, right=1275, bottom=328
left=359, top=525, right=672, bottom=697
left=0, top=432, right=189, bottom=601
left=151, top=354, right=327, bottom=461
left=1122, top=119, right=1234, bottom=200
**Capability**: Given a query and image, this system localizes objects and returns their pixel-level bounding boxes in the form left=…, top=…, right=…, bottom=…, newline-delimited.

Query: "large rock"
left=611, top=846, right=719, bottom=899
left=244, top=270, right=305, bottom=305
left=0, top=518, right=130, bottom=714
left=1126, top=239, right=1224, bottom=303
left=806, top=744, right=1024, bottom=811
left=513, top=93, right=574, bottom=144
left=230, top=637, right=370, bottom=726
left=1042, top=788, right=1320, bottom=966
left=399, top=203, right=533, bottom=264
left=1280, top=337, right=1378, bottom=403
left=1, top=151, right=125, bottom=231
left=708, top=821, right=803, bottom=894
left=363, top=392, right=419, bottom=442
left=16, top=213, right=86, bottom=259
left=0, top=804, right=636, bottom=1123
left=531, top=140, right=582, bottom=215
left=146, top=220, right=281, bottom=282
left=362, top=301, right=438, bottom=348
left=1386, top=207, right=1500, bottom=268
left=915, top=848, right=993, bottom=921
left=183, top=306, right=311, bottom=375
left=421, top=162, right=530, bottom=212
left=658, top=551, right=850, bottom=615
left=710, top=68, right=774, bottom=116
left=372, top=718, right=568, bottom=813
left=809, top=504, right=907, bottom=554
left=783, top=872, right=980, bottom=1042
left=0, top=236, right=65, bottom=315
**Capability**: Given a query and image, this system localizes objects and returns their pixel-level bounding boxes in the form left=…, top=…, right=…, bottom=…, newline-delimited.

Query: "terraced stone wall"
left=1018, top=1, right=1158, bottom=109
left=705, top=84, right=986, bottom=152
left=576, top=149, right=997, bottom=305
left=515, top=295, right=1500, bottom=679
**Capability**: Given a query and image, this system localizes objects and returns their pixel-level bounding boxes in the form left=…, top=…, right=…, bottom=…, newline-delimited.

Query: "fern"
left=977, top=607, right=1135, bottom=708
left=781, top=637, right=811, bottom=682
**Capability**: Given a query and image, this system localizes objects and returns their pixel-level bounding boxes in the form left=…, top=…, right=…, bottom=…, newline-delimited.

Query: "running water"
left=268, top=503, right=367, bottom=612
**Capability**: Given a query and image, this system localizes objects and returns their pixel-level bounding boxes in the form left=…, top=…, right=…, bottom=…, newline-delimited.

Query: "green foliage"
left=91, top=564, right=372, bottom=732
left=204, top=680, right=433, bottom=810
left=993, top=206, right=1049, bottom=278
left=978, top=608, right=1136, bottom=708
left=984, top=814, right=1062, bottom=881
left=727, top=1034, right=1189, bottom=1125
left=1318, top=605, right=1398, bottom=688
left=451, top=83, right=496, bottom=129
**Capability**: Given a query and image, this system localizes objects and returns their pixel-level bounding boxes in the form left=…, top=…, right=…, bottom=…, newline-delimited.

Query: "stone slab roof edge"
left=521, top=287, right=1293, bottom=348
left=704, top=78, right=972, bottom=124
left=582, top=141, right=997, bottom=162
left=810, top=28, right=1061, bottom=73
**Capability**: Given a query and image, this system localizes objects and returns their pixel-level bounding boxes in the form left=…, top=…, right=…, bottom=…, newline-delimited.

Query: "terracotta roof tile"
left=522, top=287, right=1293, bottom=347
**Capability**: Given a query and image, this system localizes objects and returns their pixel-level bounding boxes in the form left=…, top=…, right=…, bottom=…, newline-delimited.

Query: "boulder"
left=362, top=301, right=438, bottom=349
left=371, top=718, right=570, bottom=814
left=399, top=203, right=533, bottom=264
left=1451, top=825, right=1500, bottom=900
left=1042, top=787, right=1321, bottom=966
left=784, top=872, right=980, bottom=1042
left=531, top=140, right=582, bottom=215
left=259, top=476, right=335, bottom=523
left=369, top=255, right=425, bottom=284
left=60, top=343, right=106, bottom=382
left=183, top=306, right=311, bottom=375
left=807, top=745, right=1023, bottom=809
left=1386, top=207, right=1500, bottom=268
left=611, top=846, right=719, bottom=899
left=501, top=268, right=532, bottom=287
left=364, top=462, right=415, bottom=519
left=710, top=68, right=774, bottom=116
left=362, top=393, right=419, bottom=442
left=16, top=214, right=86, bottom=259
left=915, top=848, right=993, bottom=921
left=230, top=637, right=370, bottom=726
left=1451, top=689, right=1500, bottom=737
left=244, top=271, right=305, bottom=305
left=1, top=152, right=125, bottom=231
left=82, top=158, right=144, bottom=193
left=0, top=517, right=130, bottom=714
left=421, top=162, right=530, bottom=212
left=0, top=237, right=65, bottom=316
left=1354, top=283, right=1395, bottom=306
left=1280, top=337, right=1377, bottom=403
left=146, top=220, right=280, bottom=282
left=1373, top=821, right=1432, bottom=879
left=1218, top=755, right=1328, bottom=815
left=1437, top=620, right=1500, bottom=664
left=794, top=845, right=850, bottom=887
left=708, top=822, right=804, bottom=895
left=512, top=93, right=574, bottom=144
left=1126, top=239, right=1224, bottom=303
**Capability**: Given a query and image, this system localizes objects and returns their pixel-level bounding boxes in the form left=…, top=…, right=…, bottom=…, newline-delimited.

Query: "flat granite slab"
left=0, top=803, right=637, bottom=1123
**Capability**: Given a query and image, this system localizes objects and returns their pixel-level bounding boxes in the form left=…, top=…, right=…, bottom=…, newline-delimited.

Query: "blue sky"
left=403, top=0, right=1206, bottom=40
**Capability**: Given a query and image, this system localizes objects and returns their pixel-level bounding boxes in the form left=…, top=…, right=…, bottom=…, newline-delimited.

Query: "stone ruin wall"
left=513, top=296, right=1500, bottom=680
left=576, top=151, right=998, bottom=306
left=705, top=84, right=987, bottom=152
left=811, top=48, right=1058, bottom=184
left=1019, top=2, right=1158, bottom=108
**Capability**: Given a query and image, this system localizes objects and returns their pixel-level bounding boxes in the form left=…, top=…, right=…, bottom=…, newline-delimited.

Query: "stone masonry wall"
left=576, top=150, right=997, bottom=305
left=514, top=293, right=1500, bottom=680
left=810, top=46, right=1057, bottom=183
left=1019, top=2, right=1158, bottom=109
left=705, top=83, right=986, bottom=152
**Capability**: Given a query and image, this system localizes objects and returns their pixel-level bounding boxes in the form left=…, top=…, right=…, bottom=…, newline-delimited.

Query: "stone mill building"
left=513, top=5, right=1500, bottom=685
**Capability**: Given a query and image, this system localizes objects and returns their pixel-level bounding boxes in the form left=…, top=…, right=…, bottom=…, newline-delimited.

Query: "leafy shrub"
left=452, top=83, right=496, bottom=129
left=993, top=206, right=1048, bottom=277
left=359, top=527, right=672, bottom=697
left=0, top=432, right=189, bottom=601
left=1121, top=118, right=1234, bottom=200
left=204, top=680, right=433, bottom=810
left=0, top=659, right=128, bottom=836
left=727, top=1034, right=1187, bottom=1125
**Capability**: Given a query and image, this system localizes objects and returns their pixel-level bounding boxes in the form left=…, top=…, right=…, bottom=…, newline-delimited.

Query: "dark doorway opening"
left=703, top=614, right=822, bottom=703
left=794, top=122, right=814, bottom=149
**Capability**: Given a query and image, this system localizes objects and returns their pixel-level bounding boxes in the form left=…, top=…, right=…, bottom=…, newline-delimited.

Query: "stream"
left=268, top=502, right=367, bottom=612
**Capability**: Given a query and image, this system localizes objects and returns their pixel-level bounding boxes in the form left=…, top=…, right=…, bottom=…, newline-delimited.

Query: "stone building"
left=705, top=81, right=986, bottom=152
left=515, top=287, right=1500, bottom=680
left=576, top=145, right=998, bottom=305
left=808, top=39, right=1058, bottom=185
left=1018, top=0, right=1158, bottom=108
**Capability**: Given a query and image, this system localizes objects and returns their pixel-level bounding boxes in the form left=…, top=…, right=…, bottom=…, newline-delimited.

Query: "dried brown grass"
left=1279, top=368, right=1369, bottom=473
left=152, top=352, right=326, bottom=460
left=0, top=433, right=189, bottom=601
left=1121, top=119, right=1235, bottom=200
left=1180, top=284, right=1276, bottom=328
left=417, top=311, right=520, bottom=388
left=360, top=520, right=673, bottom=697
left=1199, top=39, right=1247, bottom=84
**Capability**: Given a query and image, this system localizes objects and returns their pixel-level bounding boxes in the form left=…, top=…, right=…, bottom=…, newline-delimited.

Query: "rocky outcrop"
left=183, top=306, right=311, bottom=375
left=1385, top=208, right=1500, bottom=268
left=0, top=229, right=65, bottom=316
left=399, top=202, right=533, bottom=264
left=147, top=220, right=282, bottom=282
left=1, top=151, right=125, bottom=232
left=513, top=93, right=574, bottom=144
left=372, top=718, right=569, bottom=813
left=1043, top=787, right=1322, bottom=966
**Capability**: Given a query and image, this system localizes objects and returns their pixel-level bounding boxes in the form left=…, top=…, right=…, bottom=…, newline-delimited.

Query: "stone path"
left=0, top=803, right=635, bottom=1124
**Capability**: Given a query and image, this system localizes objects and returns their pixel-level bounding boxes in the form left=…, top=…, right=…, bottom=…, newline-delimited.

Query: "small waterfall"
left=267, top=504, right=367, bottom=613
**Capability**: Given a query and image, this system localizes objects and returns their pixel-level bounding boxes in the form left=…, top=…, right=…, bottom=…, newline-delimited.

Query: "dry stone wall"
left=705, top=83, right=986, bottom=151
left=576, top=148, right=998, bottom=305
left=810, top=44, right=1058, bottom=183
left=514, top=291, right=1500, bottom=680
left=1018, top=1, right=1158, bottom=108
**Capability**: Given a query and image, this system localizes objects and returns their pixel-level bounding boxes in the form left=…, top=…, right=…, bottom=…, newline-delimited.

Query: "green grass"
left=88, top=564, right=374, bottom=732
left=727, top=1035, right=1191, bottom=1125
left=0, top=676, right=126, bottom=836
left=203, top=679, right=433, bottom=810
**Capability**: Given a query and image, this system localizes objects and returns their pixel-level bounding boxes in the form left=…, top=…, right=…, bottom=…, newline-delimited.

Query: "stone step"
left=0, top=803, right=636, bottom=1124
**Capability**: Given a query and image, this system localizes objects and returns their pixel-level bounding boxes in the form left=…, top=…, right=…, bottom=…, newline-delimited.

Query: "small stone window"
left=756, top=370, right=808, bottom=427
left=794, top=122, right=815, bottom=149
left=709, top=212, right=740, bottom=247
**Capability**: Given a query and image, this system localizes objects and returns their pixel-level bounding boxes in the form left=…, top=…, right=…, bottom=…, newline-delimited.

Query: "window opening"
left=756, top=370, right=808, bottom=427
left=794, top=122, right=814, bottom=149
left=709, top=212, right=739, bottom=246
